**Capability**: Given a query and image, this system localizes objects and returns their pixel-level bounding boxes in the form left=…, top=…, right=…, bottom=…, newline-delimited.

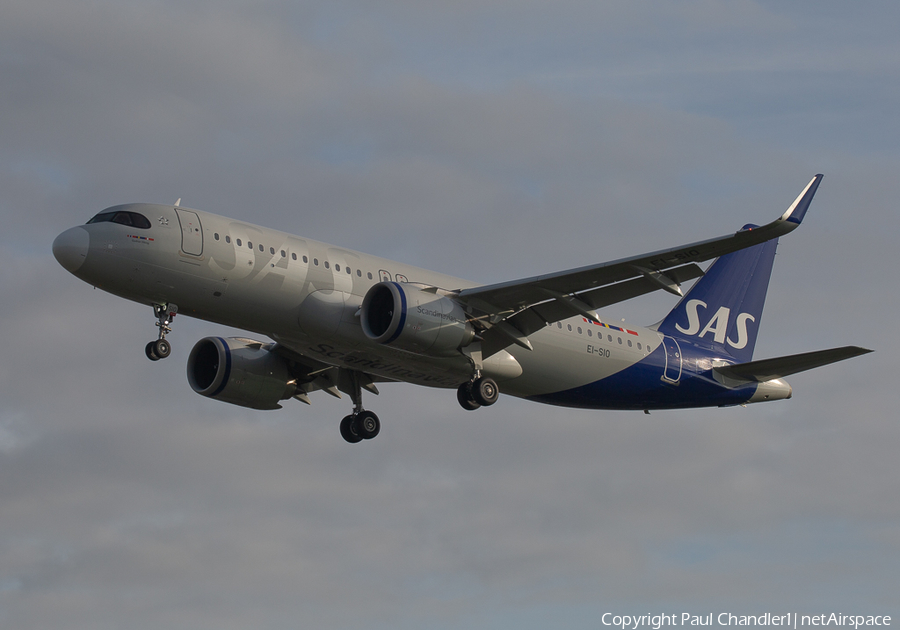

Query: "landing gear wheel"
left=472, top=376, right=499, bottom=406
left=340, top=415, right=363, bottom=444
left=146, top=303, right=177, bottom=362
left=153, top=338, right=171, bottom=359
left=356, top=411, right=381, bottom=440
left=457, top=382, right=481, bottom=411
left=145, top=341, right=160, bottom=361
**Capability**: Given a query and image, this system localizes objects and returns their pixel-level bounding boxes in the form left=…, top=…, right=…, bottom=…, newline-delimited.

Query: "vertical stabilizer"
left=656, top=233, right=778, bottom=363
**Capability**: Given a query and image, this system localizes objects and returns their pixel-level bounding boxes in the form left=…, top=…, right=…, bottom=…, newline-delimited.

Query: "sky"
left=2, top=1, right=899, bottom=628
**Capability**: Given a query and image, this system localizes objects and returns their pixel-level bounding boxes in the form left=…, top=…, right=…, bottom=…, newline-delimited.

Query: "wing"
left=454, top=175, right=823, bottom=356
left=270, top=343, right=391, bottom=404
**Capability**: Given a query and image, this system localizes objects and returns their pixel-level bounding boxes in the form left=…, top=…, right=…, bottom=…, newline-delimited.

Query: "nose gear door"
left=175, top=208, right=203, bottom=256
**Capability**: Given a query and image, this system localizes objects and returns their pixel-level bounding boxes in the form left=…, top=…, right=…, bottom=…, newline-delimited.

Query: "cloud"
left=1, top=1, right=898, bottom=628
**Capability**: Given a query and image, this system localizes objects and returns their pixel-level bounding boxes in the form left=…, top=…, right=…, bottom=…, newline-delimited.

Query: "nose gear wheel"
left=145, top=338, right=171, bottom=361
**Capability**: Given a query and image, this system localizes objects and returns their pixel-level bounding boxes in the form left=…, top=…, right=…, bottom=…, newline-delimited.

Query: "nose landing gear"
left=145, top=303, right=177, bottom=361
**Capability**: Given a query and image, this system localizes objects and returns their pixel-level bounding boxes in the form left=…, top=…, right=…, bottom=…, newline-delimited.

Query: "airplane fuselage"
left=53, top=202, right=790, bottom=412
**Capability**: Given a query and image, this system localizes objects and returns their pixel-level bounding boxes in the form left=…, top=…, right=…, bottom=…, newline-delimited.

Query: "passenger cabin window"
left=87, top=211, right=151, bottom=229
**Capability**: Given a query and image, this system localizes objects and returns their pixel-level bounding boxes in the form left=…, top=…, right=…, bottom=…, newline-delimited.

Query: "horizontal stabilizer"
left=713, top=346, right=872, bottom=383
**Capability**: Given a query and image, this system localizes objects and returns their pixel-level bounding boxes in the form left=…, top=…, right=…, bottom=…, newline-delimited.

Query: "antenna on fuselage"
left=174, top=198, right=181, bottom=207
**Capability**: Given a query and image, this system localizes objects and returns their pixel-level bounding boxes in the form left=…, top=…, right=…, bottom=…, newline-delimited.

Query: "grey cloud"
left=1, top=1, right=898, bottom=628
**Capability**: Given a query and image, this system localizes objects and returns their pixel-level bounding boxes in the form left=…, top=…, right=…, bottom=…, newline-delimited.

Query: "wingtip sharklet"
left=780, top=174, right=824, bottom=225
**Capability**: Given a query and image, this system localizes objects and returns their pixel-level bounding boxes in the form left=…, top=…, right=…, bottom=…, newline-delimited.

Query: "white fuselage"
left=55, top=203, right=679, bottom=402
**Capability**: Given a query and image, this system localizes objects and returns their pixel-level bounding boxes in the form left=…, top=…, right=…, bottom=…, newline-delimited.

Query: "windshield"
left=87, top=210, right=152, bottom=229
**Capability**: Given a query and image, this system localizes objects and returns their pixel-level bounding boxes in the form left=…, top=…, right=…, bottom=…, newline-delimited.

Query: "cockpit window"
left=86, top=212, right=115, bottom=224
left=87, top=211, right=152, bottom=229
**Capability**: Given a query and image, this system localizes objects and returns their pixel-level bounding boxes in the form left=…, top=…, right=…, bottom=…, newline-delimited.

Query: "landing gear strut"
left=145, top=303, right=177, bottom=361
left=457, top=374, right=499, bottom=411
left=340, top=371, right=381, bottom=443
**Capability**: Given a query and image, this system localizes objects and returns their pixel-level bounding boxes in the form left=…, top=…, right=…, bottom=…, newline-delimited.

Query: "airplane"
left=52, top=174, right=870, bottom=443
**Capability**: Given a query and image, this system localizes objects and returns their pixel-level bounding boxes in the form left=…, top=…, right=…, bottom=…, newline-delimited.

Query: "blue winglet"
left=780, top=174, right=823, bottom=225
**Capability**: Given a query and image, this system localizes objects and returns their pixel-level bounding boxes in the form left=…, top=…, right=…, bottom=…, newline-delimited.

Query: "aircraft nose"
left=52, top=226, right=90, bottom=273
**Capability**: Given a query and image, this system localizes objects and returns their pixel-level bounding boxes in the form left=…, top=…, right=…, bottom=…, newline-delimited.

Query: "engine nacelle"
left=360, top=282, right=474, bottom=357
left=187, top=337, right=296, bottom=410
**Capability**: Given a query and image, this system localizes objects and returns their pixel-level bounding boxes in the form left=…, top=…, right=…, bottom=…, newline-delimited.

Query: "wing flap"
left=514, top=263, right=704, bottom=333
left=269, top=343, right=393, bottom=405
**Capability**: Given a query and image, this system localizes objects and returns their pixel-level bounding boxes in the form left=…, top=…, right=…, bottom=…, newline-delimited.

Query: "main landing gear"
left=339, top=371, right=381, bottom=444
left=145, top=303, right=177, bottom=361
left=456, top=375, right=499, bottom=411
left=340, top=410, right=380, bottom=444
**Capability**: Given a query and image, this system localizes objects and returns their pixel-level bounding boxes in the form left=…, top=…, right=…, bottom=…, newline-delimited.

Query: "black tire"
left=457, top=382, right=481, bottom=411
left=145, top=341, right=160, bottom=361
left=340, top=415, right=363, bottom=443
left=472, top=376, right=499, bottom=406
left=153, top=338, right=171, bottom=359
left=356, top=410, right=380, bottom=440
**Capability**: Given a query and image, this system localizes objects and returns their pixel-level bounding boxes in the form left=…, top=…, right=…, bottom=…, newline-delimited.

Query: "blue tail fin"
left=657, top=231, right=778, bottom=363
